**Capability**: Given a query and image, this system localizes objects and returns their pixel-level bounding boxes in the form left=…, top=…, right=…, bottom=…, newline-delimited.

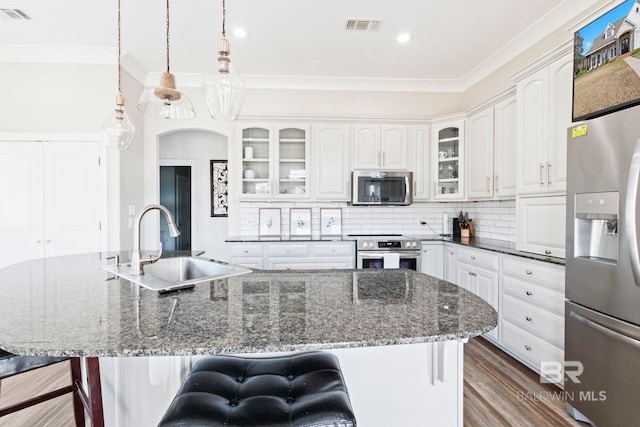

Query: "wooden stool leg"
left=71, top=357, right=104, bottom=427
left=70, top=358, right=85, bottom=427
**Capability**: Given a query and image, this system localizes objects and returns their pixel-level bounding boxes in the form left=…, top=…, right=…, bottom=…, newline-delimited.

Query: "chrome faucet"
left=130, top=204, right=180, bottom=275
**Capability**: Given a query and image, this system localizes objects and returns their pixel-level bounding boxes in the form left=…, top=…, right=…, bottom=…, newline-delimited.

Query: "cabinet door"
left=421, top=242, right=444, bottom=280
left=275, top=124, right=309, bottom=199
left=456, top=262, right=475, bottom=293
left=475, top=265, right=500, bottom=341
left=547, top=54, right=572, bottom=194
left=312, top=124, right=351, bottom=200
left=443, top=244, right=458, bottom=284
left=380, top=125, right=408, bottom=169
left=494, top=95, right=517, bottom=198
left=411, top=125, right=431, bottom=201
left=516, top=67, right=549, bottom=195
left=433, top=119, right=465, bottom=199
left=516, top=195, right=566, bottom=258
left=240, top=124, right=273, bottom=198
left=353, top=125, right=380, bottom=169
left=466, top=108, right=494, bottom=199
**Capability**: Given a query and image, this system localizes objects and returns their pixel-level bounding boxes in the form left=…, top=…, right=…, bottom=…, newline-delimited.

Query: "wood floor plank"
left=0, top=338, right=592, bottom=426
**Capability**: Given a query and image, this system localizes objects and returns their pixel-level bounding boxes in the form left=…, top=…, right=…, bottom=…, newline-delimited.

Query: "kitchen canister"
left=244, top=146, right=254, bottom=160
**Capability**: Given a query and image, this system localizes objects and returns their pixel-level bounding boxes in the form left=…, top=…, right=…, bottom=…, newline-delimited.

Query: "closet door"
left=0, top=142, right=44, bottom=267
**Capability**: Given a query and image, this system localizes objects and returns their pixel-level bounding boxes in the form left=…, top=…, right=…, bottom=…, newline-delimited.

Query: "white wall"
left=159, top=130, right=229, bottom=260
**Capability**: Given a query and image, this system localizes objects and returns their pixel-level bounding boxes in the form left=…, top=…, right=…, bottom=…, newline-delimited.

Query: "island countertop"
left=0, top=252, right=497, bottom=357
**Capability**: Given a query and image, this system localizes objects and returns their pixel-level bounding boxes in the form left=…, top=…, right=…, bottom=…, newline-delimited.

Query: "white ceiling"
left=0, top=0, right=620, bottom=92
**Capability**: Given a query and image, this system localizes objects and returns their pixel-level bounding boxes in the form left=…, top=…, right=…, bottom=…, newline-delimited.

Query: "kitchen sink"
left=103, top=256, right=252, bottom=293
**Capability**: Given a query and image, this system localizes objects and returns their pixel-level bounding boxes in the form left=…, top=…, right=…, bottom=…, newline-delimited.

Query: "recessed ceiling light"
left=233, top=28, right=247, bottom=38
left=396, top=33, right=411, bottom=43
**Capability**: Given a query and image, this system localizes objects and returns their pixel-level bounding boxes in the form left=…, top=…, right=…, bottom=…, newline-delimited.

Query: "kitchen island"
left=0, top=252, right=496, bottom=426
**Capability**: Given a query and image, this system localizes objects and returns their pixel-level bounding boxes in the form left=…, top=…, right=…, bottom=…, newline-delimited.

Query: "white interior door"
left=43, top=141, right=104, bottom=257
left=0, top=142, right=44, bottom=267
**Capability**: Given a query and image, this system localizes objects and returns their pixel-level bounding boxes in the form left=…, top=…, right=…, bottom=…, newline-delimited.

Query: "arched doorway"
left=621, top=33, right=631, bottom=55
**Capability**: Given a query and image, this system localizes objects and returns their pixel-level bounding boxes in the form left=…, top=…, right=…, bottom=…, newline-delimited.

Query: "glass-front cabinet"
left=432, top=118, right=465, bottom=200
left=239, top=123, right=309, bottom=199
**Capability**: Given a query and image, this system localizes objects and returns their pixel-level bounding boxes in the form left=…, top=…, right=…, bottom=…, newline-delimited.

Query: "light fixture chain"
left=222, top=0, right=226, bottom=37
left=117, top=0, right=122, bottom=94
left=166, top=0, right=170, bottom=73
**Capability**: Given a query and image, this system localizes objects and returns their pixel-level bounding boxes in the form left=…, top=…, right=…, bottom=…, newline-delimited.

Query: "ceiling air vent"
left=1, top=8, right=31, bottom=20
left=345, top=19, right=382, bottom=32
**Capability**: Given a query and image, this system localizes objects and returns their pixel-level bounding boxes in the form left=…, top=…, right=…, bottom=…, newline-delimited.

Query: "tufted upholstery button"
left=158, top=351, right=356, bottom=427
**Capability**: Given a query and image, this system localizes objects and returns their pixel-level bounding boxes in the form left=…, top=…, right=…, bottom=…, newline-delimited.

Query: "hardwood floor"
left=464, top=337, right=587, bottom=427
left=0, top=339, right=590, bottom=426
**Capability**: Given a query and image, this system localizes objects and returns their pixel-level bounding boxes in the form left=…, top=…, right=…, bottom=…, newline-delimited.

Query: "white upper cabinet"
left=466, top=93, right=517, bottom=200
left=238, top=123, right=310, bottom=200
left=432, top=117, right=465, bottom=200
left=353, top=124, right=409, bottom=170
left=515, top=50, right=571, bottom=196
left=312, top=124, right=352, bottom=201
left=410, top=125, right=431, bottom=201
left=466, top=108, right=495, bottom=199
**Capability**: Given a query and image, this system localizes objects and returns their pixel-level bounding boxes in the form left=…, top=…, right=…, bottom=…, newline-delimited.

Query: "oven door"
left=356, top=251, right=421, bottom=272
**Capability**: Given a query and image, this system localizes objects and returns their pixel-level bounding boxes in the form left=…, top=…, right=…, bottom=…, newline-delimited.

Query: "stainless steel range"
left=350, top=234, right=422, bottom=271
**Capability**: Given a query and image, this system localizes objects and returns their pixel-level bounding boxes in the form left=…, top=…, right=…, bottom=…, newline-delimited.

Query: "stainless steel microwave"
left=351, top=171, right=413, bottom=205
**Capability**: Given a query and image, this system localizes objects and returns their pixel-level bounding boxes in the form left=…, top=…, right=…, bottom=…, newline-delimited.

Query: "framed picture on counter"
left=320, top=208, right=342, bottom=236
left=290, top=208, right=312, bottom=236
left=259, top=208, right=281, bottom=236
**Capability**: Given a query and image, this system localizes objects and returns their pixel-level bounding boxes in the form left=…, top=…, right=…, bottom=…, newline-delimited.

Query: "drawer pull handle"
left=525, top=345, right=532, bottom=351
left=526, top=270, right=532, bottom=275
left=526, top=291, right=533, bottom=296
left=525, top=316, right=533, bottom=322
left=244, top=250, right=249, bottom=253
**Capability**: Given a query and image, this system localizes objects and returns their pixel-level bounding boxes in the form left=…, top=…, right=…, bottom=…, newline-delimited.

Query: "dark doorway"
left=160, top=166, right=192, bottom=251
left=622, top=36, right=631, bottom=55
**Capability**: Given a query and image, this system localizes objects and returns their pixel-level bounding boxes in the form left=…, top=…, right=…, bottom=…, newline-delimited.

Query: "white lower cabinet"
left=229, top=242, right=355, bottom=270
left=500, top=254, right=565, bottom=376
left=516, top=195, right=566, bottom=258
left=421, top=242, right=444, bottom=279
left=455, top=247, right=500, bottom=342
left=443, top=243, right=458, bottom=283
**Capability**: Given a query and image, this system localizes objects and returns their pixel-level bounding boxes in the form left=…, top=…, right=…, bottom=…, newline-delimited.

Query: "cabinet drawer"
left=457, top=247, right=499, bottom=271
left=502, top=255, right=564, bottom=290
left=267, top=244, right=309, bottom=257
left=503, top=295, right=564, bottom=348
left=230, top=244, right=264, bottom=257
left=313, top=243, right=354, bottom=257
left=503, top=275, right=564, bottom=313
left=502, top=321, right=563, bottom=371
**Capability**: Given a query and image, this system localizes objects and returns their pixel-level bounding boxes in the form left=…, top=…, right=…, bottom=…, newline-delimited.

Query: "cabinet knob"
left=525, top=345, right=532, bottom=351
left=526, top=290, right=533, bottom=296
left=244, top=250, right=249, bottom=253
left=471, top=256, right=476, bottom=260
left=46, top=240, right=51, bottom=243
left=36, top=240, right=41, bottom=243
left=545, top=250, right=552, bottom=255
left=526, top=270, right=532, bottom=275
left=525, top=316, right=533, bottom=322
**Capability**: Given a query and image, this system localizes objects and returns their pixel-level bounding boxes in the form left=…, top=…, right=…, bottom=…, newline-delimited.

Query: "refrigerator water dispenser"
left=574, top=192, right=619, bottom=263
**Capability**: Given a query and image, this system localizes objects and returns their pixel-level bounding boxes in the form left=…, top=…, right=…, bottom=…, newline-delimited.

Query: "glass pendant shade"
left=137, top=72, right=196, bottom=120
left=203, top=57, right=245, bottom=120
left=103, top=95, right=135, bottom=150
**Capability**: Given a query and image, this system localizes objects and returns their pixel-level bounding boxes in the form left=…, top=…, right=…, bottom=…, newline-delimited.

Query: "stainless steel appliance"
left=351, top=171, right=413, bottom=205
left=566, top=104, right=640, bottom=426
left=351, top=234, right=421, bottom=271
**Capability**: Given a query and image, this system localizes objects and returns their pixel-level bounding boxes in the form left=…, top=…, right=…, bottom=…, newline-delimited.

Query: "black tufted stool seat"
left=157, top=351, right=356, bottom=427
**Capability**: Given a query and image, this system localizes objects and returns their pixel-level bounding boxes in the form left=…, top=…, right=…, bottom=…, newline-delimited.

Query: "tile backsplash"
left=238, top=199, right=516, bottom=242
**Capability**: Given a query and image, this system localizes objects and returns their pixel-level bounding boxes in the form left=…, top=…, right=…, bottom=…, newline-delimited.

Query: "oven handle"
left=357, top=251, right=420, bottom=258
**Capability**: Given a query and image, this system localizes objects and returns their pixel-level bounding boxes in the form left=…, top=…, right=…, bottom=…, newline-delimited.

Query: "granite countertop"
left=226, top=234, right=565, bottom=265
left=0, top=252, right=497, bottom=357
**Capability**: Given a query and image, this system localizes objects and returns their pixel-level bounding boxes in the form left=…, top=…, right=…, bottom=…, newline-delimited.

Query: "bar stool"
left=158, top=351, right=357, bottom=427
left=0, top=349, right=104, bottom=427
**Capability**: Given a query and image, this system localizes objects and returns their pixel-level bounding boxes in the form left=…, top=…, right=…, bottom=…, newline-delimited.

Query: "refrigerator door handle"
left=625, top=138, right=640, bottom=286
left=570, top=310, right=640, bottom=349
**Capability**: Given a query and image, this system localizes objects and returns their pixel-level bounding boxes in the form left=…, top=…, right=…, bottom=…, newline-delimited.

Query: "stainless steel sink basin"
left=103, top=256, right=252, bottom=292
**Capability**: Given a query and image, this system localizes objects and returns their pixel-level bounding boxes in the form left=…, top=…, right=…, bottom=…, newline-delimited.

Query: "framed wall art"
left=259, top=208, right=281, bottom=236
left=210, top=160, right=229, bottom=217
left=320, top=208, right=342, bottom=236
left=290, top=208, right=312, bottom=236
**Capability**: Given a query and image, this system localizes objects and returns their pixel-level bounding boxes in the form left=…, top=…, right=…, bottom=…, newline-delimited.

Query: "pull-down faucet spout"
left=130, top=204, right=180, bottom=275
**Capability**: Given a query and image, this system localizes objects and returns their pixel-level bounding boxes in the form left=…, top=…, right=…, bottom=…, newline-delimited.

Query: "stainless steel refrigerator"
left=566, top=104, right=640, bottom=426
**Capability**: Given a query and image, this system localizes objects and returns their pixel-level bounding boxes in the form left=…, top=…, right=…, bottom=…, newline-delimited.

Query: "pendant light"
left=202, top=0, right=245, bottom=120
left=102, top=0, right=135, bottom=150
left=137, top=0, right=195, bottom=119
